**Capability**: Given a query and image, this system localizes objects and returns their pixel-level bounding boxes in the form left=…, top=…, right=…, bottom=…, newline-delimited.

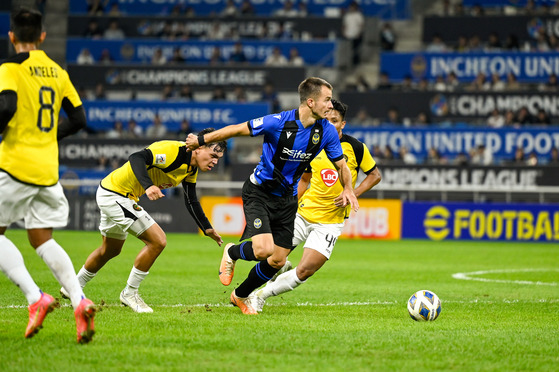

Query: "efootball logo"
left=320, top=169, right=338, bottom=187
left=424, top=206, right=450, bottom=240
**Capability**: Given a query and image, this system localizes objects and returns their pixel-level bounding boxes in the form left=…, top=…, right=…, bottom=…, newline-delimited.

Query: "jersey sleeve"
left=0, top=64, right=18, bottom=93
left=322, top=123, right=343, bottom=162
left=145, top=141, right=179, bottom=170
left=248, top=113, right=281, bottom=137
left=61, top=69, right=82, bottom=108
left=359, top=143, right=377, bottom=174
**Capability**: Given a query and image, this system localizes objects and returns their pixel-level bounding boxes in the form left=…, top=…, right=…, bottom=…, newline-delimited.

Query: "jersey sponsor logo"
left=321, top=168, right=339, bottom=187
left=312, top=133, right=320, bottom=144
left=254, top=218, right=262, bottom=229
left=253, top=117, right=264, bottom=128
left=155, top=154, right=166, bottom=164
left=158, top=183, right=173, bottom=190
left=286, top=131, right=293, bottom=139
left=281, top=147, right=313, bottom=161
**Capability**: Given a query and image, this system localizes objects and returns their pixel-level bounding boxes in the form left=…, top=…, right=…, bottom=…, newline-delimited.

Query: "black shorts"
left=240, top=178, right=298, bottom=249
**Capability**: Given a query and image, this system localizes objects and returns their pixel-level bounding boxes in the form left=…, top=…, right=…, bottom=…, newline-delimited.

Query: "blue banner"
left=402, top=201, right=559, bottom=242
left=343, top=126, right=559, bottom=161
left=82, top=100, right=270, bottom=131
left=67, top=38, right=336, bottom=66
left=0, top=13, right=9, bottom=36
left=69, top=0, right=410, bottom=18
left=381, top=52, right=559, bottom=82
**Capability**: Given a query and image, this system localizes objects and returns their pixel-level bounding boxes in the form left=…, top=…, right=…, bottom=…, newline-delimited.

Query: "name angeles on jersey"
left=281, top=147, right=313, bottom=161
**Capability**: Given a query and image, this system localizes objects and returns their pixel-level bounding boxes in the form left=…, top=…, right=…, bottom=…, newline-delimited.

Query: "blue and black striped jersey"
left=248, top=109, right=343, bottom=197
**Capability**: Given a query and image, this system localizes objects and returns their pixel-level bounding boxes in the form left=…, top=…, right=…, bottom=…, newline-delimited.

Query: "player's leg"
left=219, top=180, right=275, bottom=285
left=230, top=191, right=297, bottom=312
left=119, top=222, right=165, bottom=313
left=251, top=220, right=343, bottom=311
left=224, top=180, right=275, bottom=262
left=0, top=227, right=59, bottom=338
left=0, top=175, right=44, bottom=305
left=0, top=227, right=43, bottom=305
left=71, top=235, right=126, bottom=290
left=28, top=227, right=96, bottom=342
left=0, top=177, right=59, bottom=338
left=76, top=187, right=131, bottom=291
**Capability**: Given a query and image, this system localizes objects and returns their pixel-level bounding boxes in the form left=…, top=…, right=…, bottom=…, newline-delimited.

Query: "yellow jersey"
left=0, top=50, right=82, bottom=186
left=298, top=134, right=376, bottom=224
left=101, top=141, right=198, bottom=202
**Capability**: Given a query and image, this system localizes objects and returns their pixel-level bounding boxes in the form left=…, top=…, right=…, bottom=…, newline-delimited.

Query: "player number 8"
left=37, top=86, right=55, bottom=132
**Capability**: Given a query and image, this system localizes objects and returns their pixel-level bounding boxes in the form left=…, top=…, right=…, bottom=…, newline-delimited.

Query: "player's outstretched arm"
left=185, top=122, right=250, bottom=151
left=182, top=181, right=222, bottom=246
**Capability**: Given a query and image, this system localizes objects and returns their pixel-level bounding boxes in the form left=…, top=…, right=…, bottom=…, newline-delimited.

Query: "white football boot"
left=120, top=290, right=153, bottom=313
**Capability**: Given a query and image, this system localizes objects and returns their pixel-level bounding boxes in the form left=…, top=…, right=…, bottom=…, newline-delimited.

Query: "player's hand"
left=205, top=229, right=223, bottom=246
left=185, top=133, right=199, bottom=152
left=145, top=185, right=165, bottom=200
left=334, top=189, right=359, bottom=212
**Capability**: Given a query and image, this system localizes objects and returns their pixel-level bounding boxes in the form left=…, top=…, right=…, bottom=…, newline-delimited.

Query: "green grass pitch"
left=1, top=229, right=557, bottom=371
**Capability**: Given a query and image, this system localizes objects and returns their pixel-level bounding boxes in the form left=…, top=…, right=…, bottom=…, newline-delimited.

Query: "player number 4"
left=325, top=234, right=337, bottom=248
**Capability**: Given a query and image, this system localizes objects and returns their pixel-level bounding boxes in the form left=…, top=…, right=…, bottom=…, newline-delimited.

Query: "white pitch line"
left=1, top=298, right=558, bottom=310
left=452, top=268, right=559, bottom=286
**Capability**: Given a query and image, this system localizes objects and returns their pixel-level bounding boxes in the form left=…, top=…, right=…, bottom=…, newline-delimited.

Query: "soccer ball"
left=407, top=290, right=442, bottom=321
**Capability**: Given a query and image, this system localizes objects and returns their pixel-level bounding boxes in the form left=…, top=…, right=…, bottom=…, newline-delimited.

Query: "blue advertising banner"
left=402, top=201, right=559, bottom=242
left=67, top=38, right=336, bottom=66
left=380, top=52, right=559, bottom=82
left=0, top=13, right=9, bottom=35
left=82, top=100, right=270, bottom=131
left=343, top=126, right=559, bottom=160
left=69, top=0, right=410, bottom=18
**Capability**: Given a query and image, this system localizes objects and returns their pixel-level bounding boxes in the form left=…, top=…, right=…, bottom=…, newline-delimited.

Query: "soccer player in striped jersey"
left=186, top=77, right=359, bottom=314
left=248, top=99, right=382, bottom=312
left=61, top=129, right=226, bottom=313
left=0, top=7, right=96, bottom=343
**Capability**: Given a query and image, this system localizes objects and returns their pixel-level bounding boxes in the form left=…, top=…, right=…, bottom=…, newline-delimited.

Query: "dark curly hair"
left=198, top=128, right=227, bottom=153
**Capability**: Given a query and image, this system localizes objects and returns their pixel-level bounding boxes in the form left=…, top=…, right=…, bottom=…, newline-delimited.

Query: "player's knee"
left=151, top=235, right=167, bottom=252
left=268, top=256, right=286, bottom=269
left=100, top=244, right=122, bottom=258
left=252, top=244, right=273, bottom=260
left=296, top=265, right=317, bottom=281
